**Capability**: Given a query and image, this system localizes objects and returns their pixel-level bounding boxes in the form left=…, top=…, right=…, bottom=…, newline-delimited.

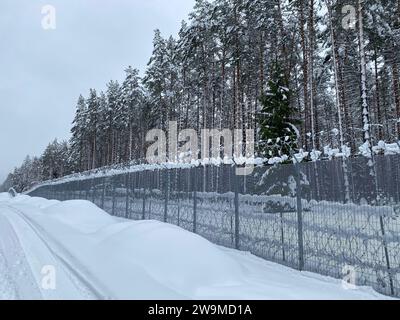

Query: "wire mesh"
left=28, top=154, right=400, bottom=297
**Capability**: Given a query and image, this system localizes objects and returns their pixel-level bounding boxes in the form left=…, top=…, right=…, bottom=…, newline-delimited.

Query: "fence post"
left=193, top=167, right=198, bottom=234
left=142, top=171, right=147, bottom=220
left=164, top=170, right=169, bottom=223
left=234, top=166, right=240, bottom=250
left=78, top=180, right=82, bottom=200
left=91, top=178, right=96, bottom=203
left=69, top=182, right=73, bottom=200
left=380, top=214, right=395, bottom=296
left=125, top=173, right=131, bottom=219
left=177, top=168, right=181, bottom=227
left=111, top=178, right=116, bottom=216
left=148, top=174, right=153, bottom=220
left=85, top=180, right=90, bottom=200
left=373, top=158, right=395, bottom=296
left=101, top=178, right=105, bottom=209
left=294, top=160, right=305, bottom=271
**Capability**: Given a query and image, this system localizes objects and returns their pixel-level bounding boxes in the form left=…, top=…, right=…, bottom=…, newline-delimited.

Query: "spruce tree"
left=258, top=62, right=300, bottom=158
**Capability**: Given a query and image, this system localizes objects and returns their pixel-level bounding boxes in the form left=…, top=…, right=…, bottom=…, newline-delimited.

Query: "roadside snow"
left=0, top=192, right=10, bottom=202
left=0, top=192, right=391, bottom=300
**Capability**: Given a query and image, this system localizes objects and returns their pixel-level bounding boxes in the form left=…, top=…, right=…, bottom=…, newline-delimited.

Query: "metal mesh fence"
left=28, top=154, right=400, bottom=297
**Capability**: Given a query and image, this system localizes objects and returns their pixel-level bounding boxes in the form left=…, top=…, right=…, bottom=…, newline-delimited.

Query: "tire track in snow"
left=0, top=211, right=42, bottom=300
left=0, top=251, right=19, bottom=300
left=3, top=204, right=114, bottom=300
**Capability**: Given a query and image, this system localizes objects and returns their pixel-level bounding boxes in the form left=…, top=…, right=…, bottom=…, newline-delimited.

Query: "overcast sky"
left=0, top=0, right=195, bottom=183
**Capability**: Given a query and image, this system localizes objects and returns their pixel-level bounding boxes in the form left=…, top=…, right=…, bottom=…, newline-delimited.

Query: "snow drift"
left=0, top=193, right=390, bottom=300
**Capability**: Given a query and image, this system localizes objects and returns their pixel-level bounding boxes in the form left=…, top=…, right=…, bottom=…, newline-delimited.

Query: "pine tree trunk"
left=374, top=47, right=383, bottom=141
left=129, top=121, right=133, bottom=161
left=392, top=55, right=400, bottom=137
left=276, top=0, right=287, bottom=74
left=92, top=136, right=96, bottom=169
left=358, top=0, right=372, bottom=147
left=299, top=2, right=309, bottom=148
left=259, top=32, right=265, bottom=94
left=343, top=48, right=357, bottom=153
left=327, top=0, right=345, bottom=148
left=358, top=0, right=377, bottom=192
left=308, top=0, right=316, bottom=150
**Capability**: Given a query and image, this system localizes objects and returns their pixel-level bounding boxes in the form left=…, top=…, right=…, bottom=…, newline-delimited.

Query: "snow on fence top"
left=26, top=140, right=400, bottom=195
left=26, top=157, right=258, bottom=193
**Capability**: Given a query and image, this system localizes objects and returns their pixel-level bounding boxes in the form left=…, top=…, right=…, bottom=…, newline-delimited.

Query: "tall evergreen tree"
left=119, top=66, right=144, bottom=161
left=70, top=95, right=87, bottom=171
left=258, top=63, right=301, bottom=158
left=86, top=89, right=100, bottom=170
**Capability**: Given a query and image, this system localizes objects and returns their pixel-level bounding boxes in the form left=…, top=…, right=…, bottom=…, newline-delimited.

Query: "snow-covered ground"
left=0, top=192, right=390, bottom=300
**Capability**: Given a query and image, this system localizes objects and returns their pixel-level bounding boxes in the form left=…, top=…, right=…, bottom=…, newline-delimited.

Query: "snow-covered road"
left=0, top=192, right=391, bottom=300
left=0, top=201, right=105, bottom=299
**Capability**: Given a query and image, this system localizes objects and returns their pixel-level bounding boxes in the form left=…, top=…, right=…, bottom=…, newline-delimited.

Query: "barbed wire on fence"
left=28, top=154, right=400, bottom=298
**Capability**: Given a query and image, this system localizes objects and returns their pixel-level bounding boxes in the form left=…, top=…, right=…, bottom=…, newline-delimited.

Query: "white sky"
left=0, top=0, right=196, bottom=183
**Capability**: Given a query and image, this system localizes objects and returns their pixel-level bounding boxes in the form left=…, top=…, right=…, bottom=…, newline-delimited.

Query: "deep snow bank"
left=42, top=200, right=116, bottom=233
left=0, top=192, right=11, bottom=202
left=0, top=194, right=390, bottom=300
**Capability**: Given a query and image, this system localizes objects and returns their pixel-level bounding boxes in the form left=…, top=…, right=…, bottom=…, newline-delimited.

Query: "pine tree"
left=119, top=66, right=144, bottom=161
left=86, top=89, right=100, bottom=170
left=143, top=30, right=169, bottom=130
left=97, top=91, right=108, bottom=167
left=70, top=95, right=87, bottom=172
left=41, top=139, right=70, bottom=180
left=105, top=80, right=121, bottom=165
